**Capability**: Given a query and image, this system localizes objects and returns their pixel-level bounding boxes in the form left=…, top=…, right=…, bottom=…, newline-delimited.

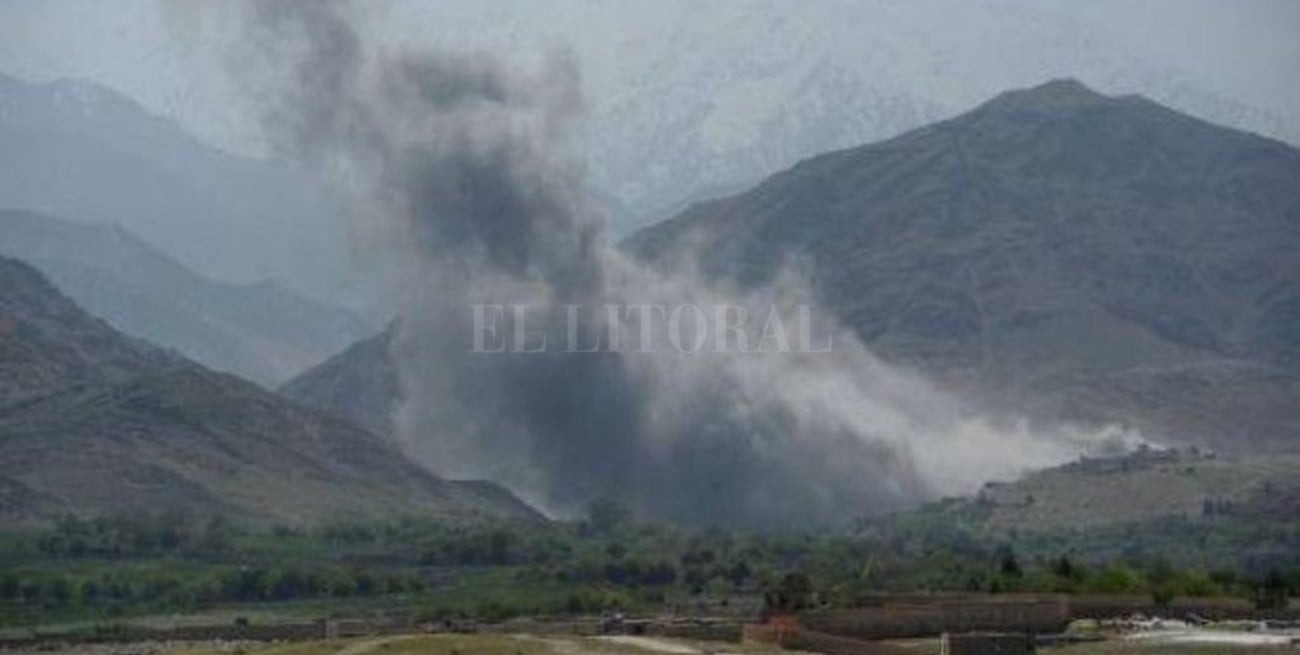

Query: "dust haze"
left=213, top=0, right=1136, bottom=527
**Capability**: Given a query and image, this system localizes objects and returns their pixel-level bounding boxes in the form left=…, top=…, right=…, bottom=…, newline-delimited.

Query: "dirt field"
left=1045, top=642, right=1298, bottom=655
left=3, top=634, right=800, bottom=655
left=7, top=631, right=1298, bottom=655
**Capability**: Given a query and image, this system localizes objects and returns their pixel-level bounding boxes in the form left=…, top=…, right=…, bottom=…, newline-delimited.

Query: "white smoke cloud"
left=219, top=0, right=1138, bottom=527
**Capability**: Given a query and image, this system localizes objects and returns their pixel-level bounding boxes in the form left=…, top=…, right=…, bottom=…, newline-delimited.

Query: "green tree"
left=586, top=497, right=631, bottom=535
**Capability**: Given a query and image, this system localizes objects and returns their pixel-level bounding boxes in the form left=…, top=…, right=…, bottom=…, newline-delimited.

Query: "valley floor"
left=2, top=633, right=794, bottom=655
left=6, top=626, right=1300, bottom=655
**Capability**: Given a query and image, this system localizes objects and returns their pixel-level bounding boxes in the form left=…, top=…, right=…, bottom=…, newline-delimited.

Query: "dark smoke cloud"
left=223, top=0, right=1129, bottom=527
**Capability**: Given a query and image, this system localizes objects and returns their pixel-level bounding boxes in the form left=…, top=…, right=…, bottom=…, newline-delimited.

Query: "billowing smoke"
left=224, top=1, right=1130, bottom=527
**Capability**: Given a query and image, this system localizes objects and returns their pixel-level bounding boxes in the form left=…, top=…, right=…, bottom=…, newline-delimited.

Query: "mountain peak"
left=978, top=78, right=1113, bottom=114
left=629, top=80, right=1300, bottom=450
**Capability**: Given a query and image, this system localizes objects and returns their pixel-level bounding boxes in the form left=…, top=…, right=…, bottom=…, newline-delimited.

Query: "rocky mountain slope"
left=278, top=325, right=400, bottom=438
left=284, top=80, right=1300, bottom=454
left=963, top=447, right=1299, bottom=534
left=0, top=256, right=538, bottom=526
left=628, top=79, right=1300, bottom=449
left=0, top=253, right=176, bottom=408
left=873, top=446, right=1300, bottom=571
left=14, top=5, right=1293, bottom=240
left=0, top=209, right=369, bottom=386
left=386, top=3, right=1296, bottom=232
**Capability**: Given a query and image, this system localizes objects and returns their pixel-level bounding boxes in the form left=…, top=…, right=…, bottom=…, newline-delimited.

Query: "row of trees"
left=34, top=513, right=236, bottom=558
left=5, top=502, right=1299, bottom=623
left=0, top=565, right=425, bottom=612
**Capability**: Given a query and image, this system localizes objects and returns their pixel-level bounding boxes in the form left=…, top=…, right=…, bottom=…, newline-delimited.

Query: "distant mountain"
left=279, top=324, right=400, bottom=437
left=280, top=80, right=1300, bottom=453
left=627, top=80, right=1300, bottom=448
left=0, top=256, right=538, bottom=526
left=0, top=209, right=369, bottom=386
left=397, top=3, right=1296, bottom=232
left=0, top=72, right=358, bottom=304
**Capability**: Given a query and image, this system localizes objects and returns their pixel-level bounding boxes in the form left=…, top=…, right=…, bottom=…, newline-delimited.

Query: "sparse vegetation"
left=3, top=498, right=1297, bottom=628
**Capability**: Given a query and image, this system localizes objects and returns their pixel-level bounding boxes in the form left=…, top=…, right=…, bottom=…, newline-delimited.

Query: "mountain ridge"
left=0, top=255, right=538, bottom=526
left=0, top=72, right=359, bottom=305
left=627, top=79, right=1300, bottom=448
left=0, top=209, right=371, bottom=386
left=286, top=80, right=1300, bottom=452
left=278, top=325, right=400, bottom=438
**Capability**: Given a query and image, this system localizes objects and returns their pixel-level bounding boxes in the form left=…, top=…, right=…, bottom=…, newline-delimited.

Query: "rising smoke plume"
left=222, top=0, right=1131, bottom=527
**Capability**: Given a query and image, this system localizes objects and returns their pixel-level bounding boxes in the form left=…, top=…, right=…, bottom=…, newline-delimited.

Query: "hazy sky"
left=3, top=0, right=1297, bottom=158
